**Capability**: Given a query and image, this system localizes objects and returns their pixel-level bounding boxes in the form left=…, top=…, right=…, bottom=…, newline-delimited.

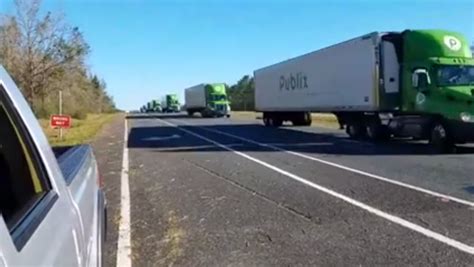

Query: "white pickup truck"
left=0, top=66, right=106, bottom=266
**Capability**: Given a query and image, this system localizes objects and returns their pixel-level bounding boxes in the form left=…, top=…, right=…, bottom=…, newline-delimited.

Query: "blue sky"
left=2, top=0, right=474, bottom=110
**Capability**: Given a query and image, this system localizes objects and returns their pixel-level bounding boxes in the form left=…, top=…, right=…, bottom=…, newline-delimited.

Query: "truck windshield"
left=211, top=94, right=227, bottom=101
left=436, top=65, right=474, bottom=86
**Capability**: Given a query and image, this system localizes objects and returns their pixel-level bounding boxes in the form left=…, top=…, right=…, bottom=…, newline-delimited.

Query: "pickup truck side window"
left=0, top=84, right=55, bottom=250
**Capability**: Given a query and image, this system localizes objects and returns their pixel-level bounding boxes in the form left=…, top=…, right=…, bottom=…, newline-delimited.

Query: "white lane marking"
left=175, top=121, right=474, bottom=208
left=161, top=119, right=474, bottom=255
left=117, top=119, right=132, bottom=267
left=141, top=134, right=181, bottom=141
left=266, top=142, right=332, bottom=147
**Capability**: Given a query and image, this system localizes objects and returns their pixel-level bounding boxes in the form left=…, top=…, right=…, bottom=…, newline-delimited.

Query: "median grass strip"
left=231, top=111, right=339, bottom=129
left=39, top=113, right=119, bottom=146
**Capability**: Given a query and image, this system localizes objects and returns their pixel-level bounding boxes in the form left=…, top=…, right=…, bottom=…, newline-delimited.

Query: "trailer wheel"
left=346, top=122, right=365, bottom=139
left=291, top=119, right=303, bottom=126
left=263, top=117, right=271, bottom=127
left=302, top=112, right=312, bottom=126
left=429, top=122, right=454, bottom=153
left=291, top=112, right=312, bottom=126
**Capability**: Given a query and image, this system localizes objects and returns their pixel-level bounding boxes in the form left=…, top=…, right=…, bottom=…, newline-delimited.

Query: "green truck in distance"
left=185, top=83, right=231, bottom=117
left=151, top=100, right=162, bottom=112
left=162, top=94, right=180, bottom=113
left=143, top=100, right=161, bottom=113
left=255, top=29, right=474, bottom=152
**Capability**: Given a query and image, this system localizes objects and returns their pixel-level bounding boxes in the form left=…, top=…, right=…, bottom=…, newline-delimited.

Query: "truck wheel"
left=302, top=112, right=312, bottom=126
left=429, top=122, right=454, bottom=153
left=366, top=122, right=390, bottom=141
left=263, top=117, right=271, bottom=126
left=291, top=112, right=311, bottom=126
left=346, top=122, right=365, bottom=139
left=187, top=111, right=194, bottom=117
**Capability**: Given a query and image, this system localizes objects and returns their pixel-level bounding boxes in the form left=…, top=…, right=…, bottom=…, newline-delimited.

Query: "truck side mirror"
left=412, top=69, right=431, bottom=91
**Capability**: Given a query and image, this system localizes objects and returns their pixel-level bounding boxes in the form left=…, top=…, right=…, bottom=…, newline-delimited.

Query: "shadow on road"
left=126, top=121, right=474, bottom=155
left=126, top=113, right=189, bottom=119
left=126, top=113, right=227, bottom=120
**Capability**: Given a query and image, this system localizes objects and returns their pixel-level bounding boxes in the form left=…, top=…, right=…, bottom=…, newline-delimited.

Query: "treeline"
left=0, top=0, right=116, bottom=119
left=227, top=75, right=255, bottom=111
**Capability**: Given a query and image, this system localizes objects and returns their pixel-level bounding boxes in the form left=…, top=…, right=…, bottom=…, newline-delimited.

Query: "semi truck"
left=144, top=100, right=161, bottom=113
left=162, top=94, right=180, bottom=113
left=185, top=83, right=231, bottom=117
left=254, top=29, right=474, bottom=152
left=151, top=99, right=162, bottom=112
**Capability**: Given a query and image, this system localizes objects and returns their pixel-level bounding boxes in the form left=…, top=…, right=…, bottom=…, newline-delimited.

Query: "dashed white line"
left=162, top=118, right=474, bottom=255
left=175, top=120, right=474, bottom=208
left=116, top=119, right=132, bottom=267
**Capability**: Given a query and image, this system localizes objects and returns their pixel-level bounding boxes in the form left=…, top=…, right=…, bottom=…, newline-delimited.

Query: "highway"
left=102, top=115, right=474, bottom=266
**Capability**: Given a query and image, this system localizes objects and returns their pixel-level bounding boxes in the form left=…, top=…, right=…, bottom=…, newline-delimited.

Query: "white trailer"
left=185, top=84, right=207, bottom=110
left=254, top=32, right=392, bottom=127
left=255, top=33, right=379, bottom=112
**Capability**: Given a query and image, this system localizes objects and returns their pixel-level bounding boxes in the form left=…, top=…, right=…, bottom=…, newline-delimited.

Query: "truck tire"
left=302, top=112, right=312, bottom=126
left=346, top=121, right=365, bottom=139
left=291, top=112, right=312, bottom=126
left=366, top=122, right=390, bottom=142
left=187, top=111, right=194, bottom=117
left=429, top=122, right=454, bottom=153
left=263, top=117, right=271, bottom=127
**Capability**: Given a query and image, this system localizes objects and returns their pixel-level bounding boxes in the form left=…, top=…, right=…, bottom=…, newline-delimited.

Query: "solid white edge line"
left=176, top=120, right=474, bottom=208
left=161, top=119, right=474, bottom=255
left=116, top=119, right=132, bottom=267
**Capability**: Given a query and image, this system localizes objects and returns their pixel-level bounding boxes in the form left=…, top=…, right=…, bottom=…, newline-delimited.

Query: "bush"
left=71, top=110, right=87, bottom=120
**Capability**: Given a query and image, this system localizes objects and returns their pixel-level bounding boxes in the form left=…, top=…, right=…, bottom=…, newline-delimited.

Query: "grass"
left=39, top=113, right=119, bottom=146
left=231, top=111, right=339, bottom=129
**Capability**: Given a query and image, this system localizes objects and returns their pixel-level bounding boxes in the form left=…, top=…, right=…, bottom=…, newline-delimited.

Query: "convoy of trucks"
left=140, top=95, right=180, bottom=113
left=133, top=29, right=473, bottom=152
left=184, top=83, right=231, bottom=117
left=0, top=66, right=106, bottom=266
left=254, top=29, right=474, bottom=152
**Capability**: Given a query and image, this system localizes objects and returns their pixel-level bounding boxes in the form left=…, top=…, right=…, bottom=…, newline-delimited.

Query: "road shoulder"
left=90, top=114, right=125, bottom=267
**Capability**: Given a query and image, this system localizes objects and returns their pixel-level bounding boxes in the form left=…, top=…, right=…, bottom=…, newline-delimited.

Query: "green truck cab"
left=380, top=30, right=474, bottom=150
left=206, top=83, right=231, bottom=117
left=162, top=94, right=180, bottom=113
left=152, top=100, right=162, bottom=112
left=185, top=83, right=231, bottom=118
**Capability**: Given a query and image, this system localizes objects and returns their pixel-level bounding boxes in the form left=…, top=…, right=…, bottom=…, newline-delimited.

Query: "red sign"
left=50, top=115, right=71, bottom=128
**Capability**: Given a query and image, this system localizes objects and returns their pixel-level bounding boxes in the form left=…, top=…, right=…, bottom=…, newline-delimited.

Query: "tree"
left=0, top=0, right=116, bottom=118
left=228, top=75, right=255, bottom=111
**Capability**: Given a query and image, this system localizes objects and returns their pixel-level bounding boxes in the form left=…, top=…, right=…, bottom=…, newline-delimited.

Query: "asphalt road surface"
left=103, top=114, right=474, bottom=266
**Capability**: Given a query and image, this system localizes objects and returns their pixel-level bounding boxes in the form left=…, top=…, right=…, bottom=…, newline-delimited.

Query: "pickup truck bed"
left=54, top=145, right=107, bottom=266
left=54, top=145, right=97, bottom=185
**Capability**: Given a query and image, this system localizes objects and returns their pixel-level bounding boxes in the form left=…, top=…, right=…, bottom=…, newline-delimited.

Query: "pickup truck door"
left=0, top=81, right=85, bottom=266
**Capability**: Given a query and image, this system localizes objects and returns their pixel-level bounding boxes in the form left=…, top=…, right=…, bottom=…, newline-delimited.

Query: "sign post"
left=59, top=90, right=63, bottom=139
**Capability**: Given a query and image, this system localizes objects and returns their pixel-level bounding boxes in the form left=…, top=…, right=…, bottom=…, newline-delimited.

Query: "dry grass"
left=231, top=111, right=339, bottom=129
left=39, top=113, right=119, bottom=146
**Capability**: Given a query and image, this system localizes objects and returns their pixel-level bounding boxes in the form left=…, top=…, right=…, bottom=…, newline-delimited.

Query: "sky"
left=2, top=0, right=474, bottom=110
